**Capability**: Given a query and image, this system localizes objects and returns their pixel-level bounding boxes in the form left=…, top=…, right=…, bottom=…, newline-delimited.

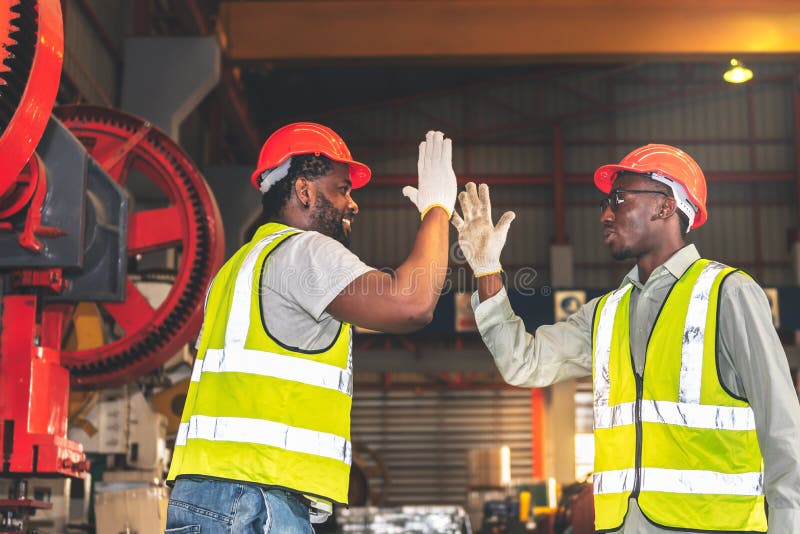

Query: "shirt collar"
left=619, top=244, right=700, bottom=289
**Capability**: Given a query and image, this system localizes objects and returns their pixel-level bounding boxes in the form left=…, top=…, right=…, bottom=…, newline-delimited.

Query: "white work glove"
left=451, top=182, right=515, bottom=277
left=402, top=130, right=458, bottom=219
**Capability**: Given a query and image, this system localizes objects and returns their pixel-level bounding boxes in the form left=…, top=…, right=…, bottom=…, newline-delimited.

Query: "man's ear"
left=658, top=197, right=677, bottom=219
left=294, top=177, right=310, bottom=208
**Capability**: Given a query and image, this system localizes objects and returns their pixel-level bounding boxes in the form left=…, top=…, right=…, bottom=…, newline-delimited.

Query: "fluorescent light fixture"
left=724, top=58, right=753, bottom=84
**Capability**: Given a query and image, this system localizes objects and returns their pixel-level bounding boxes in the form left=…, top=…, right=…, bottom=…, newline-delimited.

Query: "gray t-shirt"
left=259, top=230, right=373, bottom=351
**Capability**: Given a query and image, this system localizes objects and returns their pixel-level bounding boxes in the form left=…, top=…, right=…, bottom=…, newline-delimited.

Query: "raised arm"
left=453, top=182, right=594, bottom=386
left=326, top=131, right=455, bottom=333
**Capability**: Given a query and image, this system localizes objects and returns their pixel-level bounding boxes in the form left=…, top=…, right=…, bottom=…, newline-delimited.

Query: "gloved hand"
left=451, top=182, right=515, bottom=277
left=402, top=130, right=458, bottom=219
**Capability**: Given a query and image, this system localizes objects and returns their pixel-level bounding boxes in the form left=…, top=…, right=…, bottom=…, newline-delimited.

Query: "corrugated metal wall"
left=320, top=62, right=800, bottom=289
left=350, top=388, right=533, bottom=506
left=81, top=0, right=130, bottom=50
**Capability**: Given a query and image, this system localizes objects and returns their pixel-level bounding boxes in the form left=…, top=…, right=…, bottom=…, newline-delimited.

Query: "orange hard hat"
left=250, top=122, right=371, bottom=190
left=594, top=144, right=707, bottom=229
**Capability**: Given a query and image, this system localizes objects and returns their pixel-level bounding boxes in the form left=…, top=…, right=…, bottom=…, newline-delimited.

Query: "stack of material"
left=337, top=505, right=471, bottom=534
left=94, top=485, right=169, bottom=533
left=467, top=446, right=511, bottom=489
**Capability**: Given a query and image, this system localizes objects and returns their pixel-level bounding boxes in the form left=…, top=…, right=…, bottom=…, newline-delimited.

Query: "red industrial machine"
left=0, top=1, right=224, bottom=531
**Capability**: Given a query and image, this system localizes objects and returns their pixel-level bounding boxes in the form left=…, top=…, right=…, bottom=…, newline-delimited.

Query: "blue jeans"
left=166, top=478, right=314, bottom=533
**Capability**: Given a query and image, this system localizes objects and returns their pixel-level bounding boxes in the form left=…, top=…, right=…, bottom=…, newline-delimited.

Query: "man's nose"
left=600, top=204, right=614, bottom=224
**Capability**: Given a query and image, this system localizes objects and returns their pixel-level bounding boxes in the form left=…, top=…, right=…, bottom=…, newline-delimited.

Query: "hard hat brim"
left=593, top=164, right=634, bottom=194
left=347, top=160, right=371, bottom=189
left=250, top=155, right=372, bottom=191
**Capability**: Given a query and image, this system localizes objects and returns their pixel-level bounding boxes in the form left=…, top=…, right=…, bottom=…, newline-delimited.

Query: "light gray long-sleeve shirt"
left=471, top=244, right=800, bottom=533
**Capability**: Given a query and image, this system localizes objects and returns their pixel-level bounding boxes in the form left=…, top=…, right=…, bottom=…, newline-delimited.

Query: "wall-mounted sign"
left=554, top=290, right=586, bottom=322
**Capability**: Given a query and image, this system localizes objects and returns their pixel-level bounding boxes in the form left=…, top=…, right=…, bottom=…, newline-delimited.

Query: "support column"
left=793, top=75, right=800, bottom=284
left=542, top=381, right=577, bottom=484
left=122, top=37, right=221, bottom=141
left=541, top=123, right=578, bottom=483
left=552, top=123, right=567, bottom=246
left=550, top=244, right=574, bottom=288
left=790, top=75, right=800, bottom=403
left=550, top=120, right=575, bottom=307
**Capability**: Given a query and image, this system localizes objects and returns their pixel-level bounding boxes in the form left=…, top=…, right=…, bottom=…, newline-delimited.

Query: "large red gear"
left=0, top=0, right=63, bottom=203
left=53, top=105, right=225, bottom=389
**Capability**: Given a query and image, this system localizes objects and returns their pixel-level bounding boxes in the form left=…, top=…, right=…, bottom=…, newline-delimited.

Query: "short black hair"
left=260, top=154, right=334, bottom=219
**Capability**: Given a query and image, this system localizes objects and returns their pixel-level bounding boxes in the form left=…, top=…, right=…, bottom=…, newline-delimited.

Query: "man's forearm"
left=395, top=207, right=450, bottom=311
left=472, top=289, right=596, bottom=387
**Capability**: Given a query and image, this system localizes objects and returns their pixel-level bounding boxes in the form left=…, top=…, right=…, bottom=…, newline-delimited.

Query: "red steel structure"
left=0, top=2, right=225, bottom=530
left=0, top=0, right=62, bottom=201
left=0, top=2, right=83, bottom=528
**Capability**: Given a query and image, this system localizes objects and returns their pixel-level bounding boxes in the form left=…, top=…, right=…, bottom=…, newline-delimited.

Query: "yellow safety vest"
left=167, top=223, right=354, bottom=504
left=592, top=259, right=767, bottom=532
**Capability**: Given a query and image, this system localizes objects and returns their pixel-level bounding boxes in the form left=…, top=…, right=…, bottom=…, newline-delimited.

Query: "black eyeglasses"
left=600, top=189, right=670, bottom=214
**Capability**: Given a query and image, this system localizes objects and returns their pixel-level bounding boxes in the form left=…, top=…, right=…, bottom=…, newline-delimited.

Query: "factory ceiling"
left=163, top=1, right=800, bottom=155
left=217, top=0, right=800, bottom=62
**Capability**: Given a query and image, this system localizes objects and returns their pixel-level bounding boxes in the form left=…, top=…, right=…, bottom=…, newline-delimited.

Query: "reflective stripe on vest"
left=593, top=284, right=631, bottom=411
left=679, top=261, right=726, bottom=404
left=594, top=468, right=763, bottom=496
left=176, top=416, right=353, bottom=465
left=192, top=348, right=353, bottom=396
left=226, top=228, right=293, bottom=347
left=594, top=399, right=755, bottom=431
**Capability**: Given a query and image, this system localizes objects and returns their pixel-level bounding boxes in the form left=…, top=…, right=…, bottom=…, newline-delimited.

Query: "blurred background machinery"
left=0, top=1, right=224, bottom=531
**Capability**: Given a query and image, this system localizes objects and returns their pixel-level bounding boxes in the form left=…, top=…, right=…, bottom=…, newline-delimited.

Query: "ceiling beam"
left=218, top=0, right=800, bottom=62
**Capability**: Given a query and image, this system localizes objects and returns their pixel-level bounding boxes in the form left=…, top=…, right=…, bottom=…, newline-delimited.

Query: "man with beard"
left=167, top=124, right=457, bottom=533
left=452, top=144, right=800, bottom=533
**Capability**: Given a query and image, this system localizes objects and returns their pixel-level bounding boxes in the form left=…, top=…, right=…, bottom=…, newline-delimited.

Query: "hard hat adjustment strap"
left=259, top=158, right=293, bottom=193
left=649, top=172, right=698, bottom=233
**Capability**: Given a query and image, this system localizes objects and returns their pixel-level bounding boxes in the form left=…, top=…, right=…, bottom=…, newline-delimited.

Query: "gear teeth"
left=0, top=0, right=36, bottom=135
left=54, top=106, right=221, bottom=387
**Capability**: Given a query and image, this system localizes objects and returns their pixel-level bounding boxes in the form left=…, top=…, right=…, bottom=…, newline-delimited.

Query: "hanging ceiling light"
left=724, top=58, right=753, bottom=84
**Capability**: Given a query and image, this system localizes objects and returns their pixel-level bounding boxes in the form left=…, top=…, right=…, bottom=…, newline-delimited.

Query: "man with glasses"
left=452, top=144, right=800, bottom=532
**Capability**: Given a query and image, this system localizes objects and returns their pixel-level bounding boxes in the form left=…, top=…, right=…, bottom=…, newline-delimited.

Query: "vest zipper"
left=632, top=371, right=644, bottom=499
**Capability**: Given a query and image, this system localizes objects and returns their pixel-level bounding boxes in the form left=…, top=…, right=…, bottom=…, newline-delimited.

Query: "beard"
left=311, top=192, right=350, bottom=247
left=610, top=246, right=634, bottom=261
